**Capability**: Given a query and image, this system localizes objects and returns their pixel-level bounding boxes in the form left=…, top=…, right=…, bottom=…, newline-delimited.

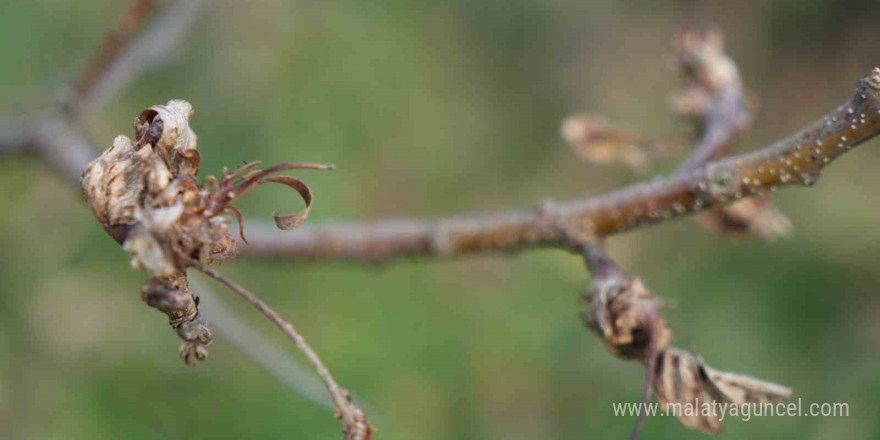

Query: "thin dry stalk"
left=191, top=260, right=373, bottom=440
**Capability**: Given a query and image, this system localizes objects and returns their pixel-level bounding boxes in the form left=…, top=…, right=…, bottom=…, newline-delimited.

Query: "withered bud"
left=81, top=135, right=174, bottom=244
left=82, top=100, right=328, bottom=365
left=584, top=276, right=670, bottom=359
left=134, top=100, right=200, bottom=177
left=82, top=100, right=238, bottom=275
left=142, top=274, right=212, bottom=366
left=580, top=244, right=670, bottom=360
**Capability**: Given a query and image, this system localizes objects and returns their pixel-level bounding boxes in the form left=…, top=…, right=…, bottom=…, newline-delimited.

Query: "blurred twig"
left=191, top=261, right=374, bottom=440
left=671, top=30, right=751, bottom=175
left=79, top=0, right=213, bottom=114
left=0, top=0, right=212, bottom=177
left=190, top=277, right=334, bottom=409
left=73, top=0, right=158, bottom=106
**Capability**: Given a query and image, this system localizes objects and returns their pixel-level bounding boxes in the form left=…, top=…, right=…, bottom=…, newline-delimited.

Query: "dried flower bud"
left=134, top=99, right=200, bottom=177
left=584, top=276, right=671, bottom=359
left=82, top=100, right=329, bottom=365
left=580, top=244, right=670, bottom=360
left=81, top=135, right=173, bottom=243
left=142, top=274, right=212, bottom=366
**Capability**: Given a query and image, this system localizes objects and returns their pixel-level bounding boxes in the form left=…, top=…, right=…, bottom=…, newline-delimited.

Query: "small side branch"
left=671, top=30, right=751, bottom=175
left=191, top=261, right=374, bottom=440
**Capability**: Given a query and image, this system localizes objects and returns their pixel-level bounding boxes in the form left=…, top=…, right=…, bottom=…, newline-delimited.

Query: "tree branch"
left=237, top=69, right=880, bottom=261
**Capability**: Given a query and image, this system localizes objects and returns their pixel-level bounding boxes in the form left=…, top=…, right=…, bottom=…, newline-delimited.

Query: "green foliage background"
left=2, top=0, right=879, bottom=438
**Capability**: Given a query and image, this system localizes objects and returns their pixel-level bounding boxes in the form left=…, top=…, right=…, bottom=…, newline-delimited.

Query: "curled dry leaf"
left=581, top=243, right=792, bottom=434
left=561, top=114, right=651, bottom=172
left=694, top=196, right=793, bottom=239
left=81, top=99, right=330, bottom=364
left=653, top=348, right=792, bottom=434
left=561, top=114, right=683, bottom=173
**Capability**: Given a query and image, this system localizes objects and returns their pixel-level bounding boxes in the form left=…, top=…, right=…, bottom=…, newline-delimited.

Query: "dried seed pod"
left=561, top=114, right=651, bottom=172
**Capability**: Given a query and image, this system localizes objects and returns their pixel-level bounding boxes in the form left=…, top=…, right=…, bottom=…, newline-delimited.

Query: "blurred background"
left=2, top=0, right=880, bottom=438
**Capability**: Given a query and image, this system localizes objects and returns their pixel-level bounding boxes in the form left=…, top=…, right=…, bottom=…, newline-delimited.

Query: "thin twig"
left=80, top=0, right=213, bottom=114
left=0, top=0, right=212, bottom=177
left=237, top=70, right=880, bottom=261
left=190, top=260, right=373, bottom=440
left=674, top=91, right=750, bottom=175
left=74, top=0, right=158, bottom=105
left=189, top=278, right=334, bottom=409
left=671, top=31, right=751, bottom=175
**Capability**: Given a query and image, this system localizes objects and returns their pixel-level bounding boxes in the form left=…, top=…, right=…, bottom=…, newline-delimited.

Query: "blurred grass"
left=2, top=0, right=880, bottom=439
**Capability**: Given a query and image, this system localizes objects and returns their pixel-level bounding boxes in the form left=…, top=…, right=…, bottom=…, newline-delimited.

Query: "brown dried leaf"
left=561, top=115, right=650, bottom=172
left=695, top=196, right=792, bottom=239
left=260, top=175, right=313, bottom=230
left=653, top=348, right=791, bottom=433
